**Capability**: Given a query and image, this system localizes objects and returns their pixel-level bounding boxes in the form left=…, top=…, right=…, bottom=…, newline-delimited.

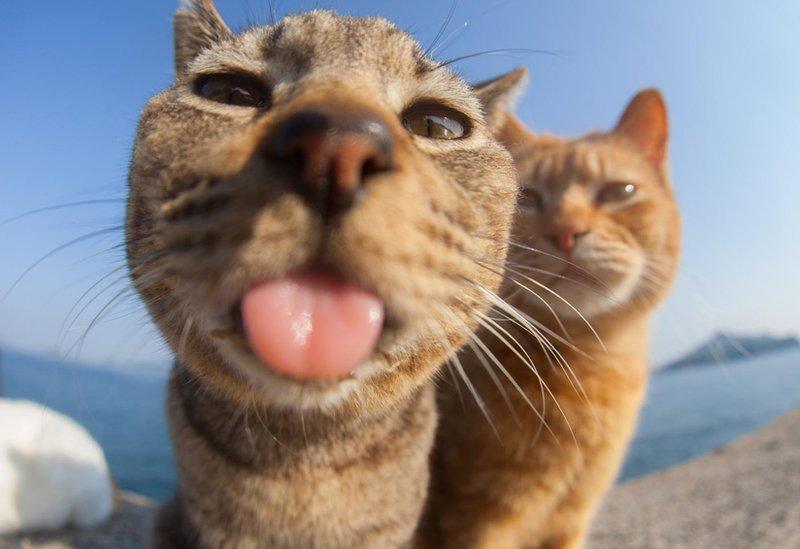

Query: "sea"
left=2, top=347, right=799, bottom=501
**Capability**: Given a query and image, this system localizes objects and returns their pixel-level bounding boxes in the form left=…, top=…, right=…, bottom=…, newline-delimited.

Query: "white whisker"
left=487, top=261, right=606, bottom=352
left=450, top=353, right=501, bottom=441
left=473, top=311, right=579, bottom=451
left=466, top=338, right=521, bottom=427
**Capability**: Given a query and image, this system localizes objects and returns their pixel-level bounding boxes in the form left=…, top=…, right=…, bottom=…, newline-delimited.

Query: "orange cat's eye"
left=597, top=182, right=637, bottom=205
left=520, top=187, right=544, bottom=210
left=402, top=103, right=470, bottom=140
left=195, top=74, right=270, bottom=108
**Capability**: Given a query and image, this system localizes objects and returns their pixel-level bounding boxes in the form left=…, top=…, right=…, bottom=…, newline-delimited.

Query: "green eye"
left=520, top=187, right=544, bottom=210
left=195, top=74, right=270, bottom=108
left=597, top=182, right=637, bottom=205
left=402, top=103, right=469, bottom=140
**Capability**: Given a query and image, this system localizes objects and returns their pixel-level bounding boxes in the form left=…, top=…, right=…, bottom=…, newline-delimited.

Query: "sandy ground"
left=0, top=493, right=152, bottom=549
left=590, top=407, right=800, bottom=548
left=2, top=407, right=798, bottom=548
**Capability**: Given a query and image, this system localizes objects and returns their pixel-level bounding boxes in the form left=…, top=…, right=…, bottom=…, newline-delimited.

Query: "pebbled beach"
left=2, top=407, right=799, bottom=549
left=590, top=406, right=800, bottom=548
left=0, top=492, right=153, bottom=549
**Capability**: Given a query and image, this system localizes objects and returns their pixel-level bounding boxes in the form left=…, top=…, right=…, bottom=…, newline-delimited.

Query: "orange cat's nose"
left=267, top=109, right=395, bottom=218
left=547, top=227, right=590, bottom=255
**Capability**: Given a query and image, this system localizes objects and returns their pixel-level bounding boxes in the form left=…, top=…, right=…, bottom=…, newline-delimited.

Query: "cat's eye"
left=402, top=103, right=469, bottom=140
left=596, top=182, right=638, bottom=205
left=520, top=187, right=544, bottom=210
left=195, top=74, right=270, bottom=108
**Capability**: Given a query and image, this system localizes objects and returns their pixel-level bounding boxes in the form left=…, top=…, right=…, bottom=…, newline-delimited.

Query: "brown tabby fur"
left=425, top=90, right=681, bottom=548
left=125, top=1, right=526, bottom=547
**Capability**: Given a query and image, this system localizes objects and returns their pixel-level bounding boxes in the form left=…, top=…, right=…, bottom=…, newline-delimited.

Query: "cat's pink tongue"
left=241, top=270, right=385, bottom=380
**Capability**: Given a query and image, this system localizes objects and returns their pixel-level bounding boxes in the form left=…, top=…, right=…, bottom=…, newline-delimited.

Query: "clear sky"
left=1, top=0, right=798, bottom=368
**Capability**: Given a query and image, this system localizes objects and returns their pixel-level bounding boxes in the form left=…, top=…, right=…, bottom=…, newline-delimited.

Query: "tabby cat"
left=125, top=1, right=526, bottom=546
left=427, top=89, right=681, bottom=548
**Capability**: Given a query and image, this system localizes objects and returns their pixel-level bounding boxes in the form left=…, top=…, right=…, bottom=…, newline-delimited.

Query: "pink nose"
left=547, top=228, right=590, bottom=255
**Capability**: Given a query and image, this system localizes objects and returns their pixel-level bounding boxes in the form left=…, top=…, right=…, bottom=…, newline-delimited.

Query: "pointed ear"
left=175, top=0, right=233, bottom=78
left=614, top=88, right=669, bottom=168
left=496, top=112, right=535, bottom=154
left=474, top=67, right=529, bottom=131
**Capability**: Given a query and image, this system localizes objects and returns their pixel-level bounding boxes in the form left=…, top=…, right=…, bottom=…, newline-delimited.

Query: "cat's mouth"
left=229, top=267, right=390, bottom=381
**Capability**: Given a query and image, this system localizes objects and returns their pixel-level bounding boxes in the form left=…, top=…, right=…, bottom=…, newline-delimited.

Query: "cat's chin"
left=208, top=322, right=412, bottom=411
left=507, top=259, right=644, bottom=324
left=532, top=269, right=644, bottom=322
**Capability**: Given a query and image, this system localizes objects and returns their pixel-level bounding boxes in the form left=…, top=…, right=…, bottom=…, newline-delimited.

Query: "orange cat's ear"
left=614, top=89, right=669, bottom=168
left=175, top=0, right=233, bottom=78
left=496, top=113, right=536, bottom=154
left=474, top=67, right=529, bottom=131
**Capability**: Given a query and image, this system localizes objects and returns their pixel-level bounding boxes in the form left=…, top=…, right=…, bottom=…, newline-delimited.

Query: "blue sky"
left=1, top=0, right=798, bottom=368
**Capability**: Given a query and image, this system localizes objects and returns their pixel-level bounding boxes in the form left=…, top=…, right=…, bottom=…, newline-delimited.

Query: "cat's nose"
left=547, top=227, right=590, bottom=255
left=266, top=109, right=394, bottom=218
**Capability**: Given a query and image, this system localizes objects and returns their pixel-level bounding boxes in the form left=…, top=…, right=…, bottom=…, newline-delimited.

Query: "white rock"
left=0, top=399, right=113, bottom=535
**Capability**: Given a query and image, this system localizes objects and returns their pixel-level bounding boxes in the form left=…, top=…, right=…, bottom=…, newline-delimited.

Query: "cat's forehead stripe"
left=581, top=149, right=603, bottom=179
left=528, top=145, right=612, bottom=188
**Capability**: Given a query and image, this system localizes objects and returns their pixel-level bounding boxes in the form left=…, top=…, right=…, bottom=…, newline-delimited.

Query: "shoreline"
left=2, top=406, right=799, bottom=548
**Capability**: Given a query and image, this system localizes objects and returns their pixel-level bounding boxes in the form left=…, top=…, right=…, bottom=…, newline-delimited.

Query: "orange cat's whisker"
left=507, top=261, right=618, bottom=301
left=474, top=250, right=615, bottom=302
left=471, top=232, right=604, bottom=285
left=506, top=238, right=605, bottom=283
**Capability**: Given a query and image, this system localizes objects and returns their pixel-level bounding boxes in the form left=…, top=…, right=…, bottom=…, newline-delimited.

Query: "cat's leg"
left=452, top=526, right=522, bottom=549
left=536, top=528, right=588, bottom=549
left=533, top=469, right=619, bottom=549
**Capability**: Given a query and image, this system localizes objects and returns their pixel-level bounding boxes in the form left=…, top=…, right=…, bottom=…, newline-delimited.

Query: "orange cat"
left=426, top=90, right=682, bottom=548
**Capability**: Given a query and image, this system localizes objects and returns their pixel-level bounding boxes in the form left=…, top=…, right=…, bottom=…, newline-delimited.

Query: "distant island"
left=662, top=332, right=800, bottom=371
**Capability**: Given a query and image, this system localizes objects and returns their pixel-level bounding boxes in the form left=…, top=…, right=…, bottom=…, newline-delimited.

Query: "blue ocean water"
left=620, top=346, right=800, bottom=479
left=1, top=350, right=174, bottom=500
left=2, top=347, right=799, bottom=500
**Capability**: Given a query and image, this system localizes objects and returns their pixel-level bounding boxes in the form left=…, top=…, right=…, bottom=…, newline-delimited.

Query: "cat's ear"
left=474, top=67, right=529, bottom=131
left=496, top=113, right=535, bottom=154
left=175, top=0, right=233, bottom=78
left=614, top=89, right=669, bottom=168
